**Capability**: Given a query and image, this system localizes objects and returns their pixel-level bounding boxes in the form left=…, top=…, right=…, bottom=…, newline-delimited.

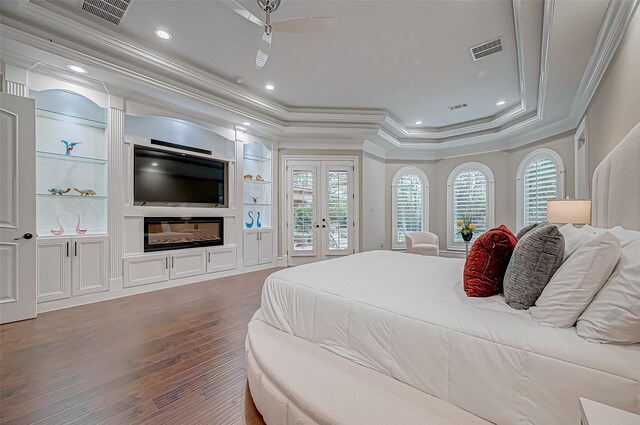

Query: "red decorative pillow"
left=464, top=225, right=518, bottom=297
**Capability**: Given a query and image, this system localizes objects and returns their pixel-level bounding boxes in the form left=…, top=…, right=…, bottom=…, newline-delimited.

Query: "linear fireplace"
left=144, top=217, right=224, bottom=252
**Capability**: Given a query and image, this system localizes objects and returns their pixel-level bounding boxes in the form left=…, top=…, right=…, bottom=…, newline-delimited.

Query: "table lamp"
left=546, top=199, right=591, bottom=225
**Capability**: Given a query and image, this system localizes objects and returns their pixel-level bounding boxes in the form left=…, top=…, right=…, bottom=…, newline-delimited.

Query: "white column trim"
left=108, top=97, right=125, bottom=288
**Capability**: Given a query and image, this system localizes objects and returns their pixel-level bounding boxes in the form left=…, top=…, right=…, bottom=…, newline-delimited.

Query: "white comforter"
left=253, top=251, right=640, bottom=425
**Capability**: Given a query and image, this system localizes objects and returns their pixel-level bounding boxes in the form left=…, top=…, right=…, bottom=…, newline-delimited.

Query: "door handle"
left=165, top=257, right=168, bottom=269
left=74, top=241, right=78, bottom=257
left=66, top=241, right=70, bottom=257
left=14, top=233, right=33, bottom=241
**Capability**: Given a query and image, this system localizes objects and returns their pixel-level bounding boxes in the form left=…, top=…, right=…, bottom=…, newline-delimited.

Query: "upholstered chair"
left=405, top=232, right=440, bottom=256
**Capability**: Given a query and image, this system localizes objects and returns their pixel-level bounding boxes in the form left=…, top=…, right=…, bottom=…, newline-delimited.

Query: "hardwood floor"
left=0, top=268, right=279, bottom=425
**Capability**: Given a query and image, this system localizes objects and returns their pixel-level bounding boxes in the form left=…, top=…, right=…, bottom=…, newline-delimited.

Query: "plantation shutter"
left=523, top=159, right=558, bottom=226
left=395, top=174, right=424, bottom=244
left=453, top=170, right=487, bottom=243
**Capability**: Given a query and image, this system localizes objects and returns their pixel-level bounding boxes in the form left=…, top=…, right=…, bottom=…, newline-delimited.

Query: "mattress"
left=253, top=250, right=640, bottom=425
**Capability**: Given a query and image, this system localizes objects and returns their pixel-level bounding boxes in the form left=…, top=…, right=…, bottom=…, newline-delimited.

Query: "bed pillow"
left=503, top=224, right=564, bottom=310
left=463, top=225, right=518, bottom=297
left=576, top=233, right=640, bottom=344
left=530, top=231, right=620, bottom=327
left=557, top=223, right=593, bottom=260
left=516, top=223, right=539, bottom=240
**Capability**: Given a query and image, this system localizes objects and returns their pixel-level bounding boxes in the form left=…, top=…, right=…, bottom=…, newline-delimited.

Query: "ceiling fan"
left=221, top=0, right=337, bottom=70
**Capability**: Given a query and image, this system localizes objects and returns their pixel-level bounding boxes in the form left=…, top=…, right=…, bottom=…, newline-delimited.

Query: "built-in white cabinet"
left=243, top=229, right=273, bottom=267
left=170, top=250, right=207, bottom=280
left=207, top=246, right=237, bottom=273
left=124, top=253, right=170, bottom=288
left=37, top=236, right=109, bottom=303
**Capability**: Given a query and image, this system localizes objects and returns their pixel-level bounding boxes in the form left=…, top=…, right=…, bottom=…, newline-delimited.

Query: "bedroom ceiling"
left=0, top=0, right=636, bottom=158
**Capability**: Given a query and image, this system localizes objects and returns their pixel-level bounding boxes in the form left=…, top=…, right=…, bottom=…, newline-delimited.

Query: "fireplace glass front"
left=144, top=217, right=224, bottom=252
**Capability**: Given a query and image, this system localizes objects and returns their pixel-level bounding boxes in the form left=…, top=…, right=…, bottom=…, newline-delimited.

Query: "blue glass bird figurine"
left=61, top=140, right=81, bottom=156
left=245, top=211, right=254, bottom=228
left=256, top=211, right=262, bottom=228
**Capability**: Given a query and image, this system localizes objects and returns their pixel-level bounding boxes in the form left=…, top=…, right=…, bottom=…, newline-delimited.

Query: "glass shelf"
left=37, top=194, right=107, bottom=199
left=243, top=179, right=271, bottom=184
left=244, top=153, right=271, bottom=162
left=36, top=108, right=108, bottom=129
left=244, top=203, right=271, bottom=206
left=37, top=151, right=108, bottom=165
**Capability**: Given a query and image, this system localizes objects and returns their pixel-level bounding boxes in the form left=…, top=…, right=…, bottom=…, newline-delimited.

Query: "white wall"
left=383, top=132, right=575, bottom=251
left=586, top=8, right=640, bottom=177
left=362, top=153, right=386, bottom=251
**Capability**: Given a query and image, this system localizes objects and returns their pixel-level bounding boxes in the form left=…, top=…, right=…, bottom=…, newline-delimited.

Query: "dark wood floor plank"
left=0, top=268, right=276, bottom=425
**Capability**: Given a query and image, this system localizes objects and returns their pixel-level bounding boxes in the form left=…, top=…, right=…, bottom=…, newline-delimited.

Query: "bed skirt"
left=245, top=320, right=490, bottom=425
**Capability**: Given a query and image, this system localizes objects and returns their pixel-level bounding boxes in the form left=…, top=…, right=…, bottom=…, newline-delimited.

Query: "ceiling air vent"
left=470, top=38, right=503, bottom=61
left=448, top=103, right=468, bottom=111
left=81, top=0, right=131, bottom=25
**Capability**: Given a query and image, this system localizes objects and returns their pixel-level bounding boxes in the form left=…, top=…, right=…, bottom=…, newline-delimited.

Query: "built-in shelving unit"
left=243, top=142, right=272, bottom=229
left=32, top=89, right=109, bottom=237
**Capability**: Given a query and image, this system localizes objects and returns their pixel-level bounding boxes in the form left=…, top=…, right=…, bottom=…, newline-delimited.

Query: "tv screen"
left=134, top=146, right=226, bottom=206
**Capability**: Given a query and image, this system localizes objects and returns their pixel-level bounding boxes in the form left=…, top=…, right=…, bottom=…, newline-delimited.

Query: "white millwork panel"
left=123, top=254, right=170, bottom=288
left=36, top=238, right=71, bottom=302
left=207, top=246, right=237, bottom=273
left=258, top=229, right=273, bottom=265
left=71, top=236, right=109, bottom=296
left=243, top=229, right=260, bottom=267
left=170, top=250, right=207, bottom=280
left=108, top=97, right=125, bottom=286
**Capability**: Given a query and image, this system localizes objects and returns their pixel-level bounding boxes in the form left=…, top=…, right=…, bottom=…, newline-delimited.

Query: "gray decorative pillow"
left=504, top=224, right=565, bottom=310
left=516, top=222, right=540, bottom=239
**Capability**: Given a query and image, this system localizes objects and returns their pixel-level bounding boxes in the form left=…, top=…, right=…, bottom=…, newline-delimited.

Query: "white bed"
left=246, top=123, right=640, bottom=425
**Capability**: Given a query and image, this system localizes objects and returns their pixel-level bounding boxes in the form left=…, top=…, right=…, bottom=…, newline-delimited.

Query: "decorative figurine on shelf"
left=61, top=140, right=82, bottom=156
left=251, top=196, right=259, bottom=204
left=74, top=188, right=97, bottom=197
left=255, top=175, right=264, bottom=182
left=51, top=213, right=66, bottom=236
left=256, top=211, right=262, bottom=228
left=48, top=187, right=71, bottom=195
left=245, top=211, right=255, bottom=228
left=244, top=174, right=254, bottom=180
left=75, top=213, right=87, bottom=234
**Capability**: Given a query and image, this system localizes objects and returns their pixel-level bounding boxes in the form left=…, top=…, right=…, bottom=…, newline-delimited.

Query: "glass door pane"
left=291, top=167, right=317, bottom=255
left=323, top=163, right=352, bottom=256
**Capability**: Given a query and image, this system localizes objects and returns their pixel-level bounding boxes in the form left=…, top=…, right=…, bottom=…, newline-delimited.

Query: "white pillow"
left=580, top=224, right=608, bottom=237
left=557, top=224, right=592, bottom=260
left=610, top=226, right=640, bottom=244
left=530, top=232, right=620, bottom=327
left=577, top=238, right=640, bottom=344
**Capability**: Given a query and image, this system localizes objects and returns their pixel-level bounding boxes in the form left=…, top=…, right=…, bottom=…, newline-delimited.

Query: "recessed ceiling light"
left=242, top=121, right=251, bottom=126
left=415, top=121, right=423, bottom=125
left=155, top=29, right=172, bottom=40
left=265, top=84, right=275, bottom=91
left=496, top=100, right=506, bottom=106
left=66, top=65, right=87, bottom=74
left=151, top=162, right=158, bottom=166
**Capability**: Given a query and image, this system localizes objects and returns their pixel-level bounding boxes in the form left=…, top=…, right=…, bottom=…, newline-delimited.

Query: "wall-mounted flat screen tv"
left=134, top=146, right=227, bottom=207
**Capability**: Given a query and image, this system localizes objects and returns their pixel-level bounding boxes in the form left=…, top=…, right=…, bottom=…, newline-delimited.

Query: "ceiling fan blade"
left=256, top=31, right=272, bottom=70
left=271, top=17, right=337, bottom=33
left=220, top=0, right=266, bottom=27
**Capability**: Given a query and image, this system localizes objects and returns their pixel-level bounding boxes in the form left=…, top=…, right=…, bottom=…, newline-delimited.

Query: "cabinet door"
left=243, top=230, right=259, bottom=267
left=170, top=251, right=206, bottom=280
left=72, top=236, right=109, bottom=296
left=258, top=230, right=273, bottom=265
left=124, top=254, right=169, bottom=288
left=37, top=238, right=71, bottom=303
left=207, top=246, right=237, bottom=273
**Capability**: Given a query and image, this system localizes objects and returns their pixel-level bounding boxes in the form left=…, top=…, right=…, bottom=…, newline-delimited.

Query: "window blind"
left=452, top=170, right=487, bottom=243
left=395, top=174, right=424, bottom=244
left=523, top=159, right=558, bottom=226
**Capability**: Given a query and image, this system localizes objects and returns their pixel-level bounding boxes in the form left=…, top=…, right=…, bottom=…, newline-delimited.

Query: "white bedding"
left=253, top=250, right=640, bottom=425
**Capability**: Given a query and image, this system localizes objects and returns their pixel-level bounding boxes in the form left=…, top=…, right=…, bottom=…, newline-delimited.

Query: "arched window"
left=516, top=149, right=565, bottom=231
left=447, top=162, right=495, bottom=250
left=392, top=167, right=429, bottom=249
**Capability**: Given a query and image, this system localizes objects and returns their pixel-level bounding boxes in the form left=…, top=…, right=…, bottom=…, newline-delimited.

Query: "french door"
left=286, top=159, right=356, bottom=266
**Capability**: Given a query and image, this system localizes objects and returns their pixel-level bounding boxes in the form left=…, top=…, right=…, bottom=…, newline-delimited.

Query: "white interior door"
left=286, top=159, right=355, bottom=266
left=0, top=93, right=37, bottom=324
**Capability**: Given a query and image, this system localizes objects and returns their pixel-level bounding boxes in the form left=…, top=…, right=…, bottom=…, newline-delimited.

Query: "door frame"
left=281, top=155, right=360, bottom=265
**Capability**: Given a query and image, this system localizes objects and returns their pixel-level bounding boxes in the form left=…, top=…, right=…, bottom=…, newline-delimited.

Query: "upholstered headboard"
left=591, top=122, right=640, bottom=230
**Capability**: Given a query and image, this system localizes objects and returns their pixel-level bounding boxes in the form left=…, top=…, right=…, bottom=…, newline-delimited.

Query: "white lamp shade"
left=546, top=199, right=591, bottom=224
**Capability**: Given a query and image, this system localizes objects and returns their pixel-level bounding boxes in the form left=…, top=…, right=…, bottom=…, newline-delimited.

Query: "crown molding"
left=0, top=0, right=633, bottom=160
